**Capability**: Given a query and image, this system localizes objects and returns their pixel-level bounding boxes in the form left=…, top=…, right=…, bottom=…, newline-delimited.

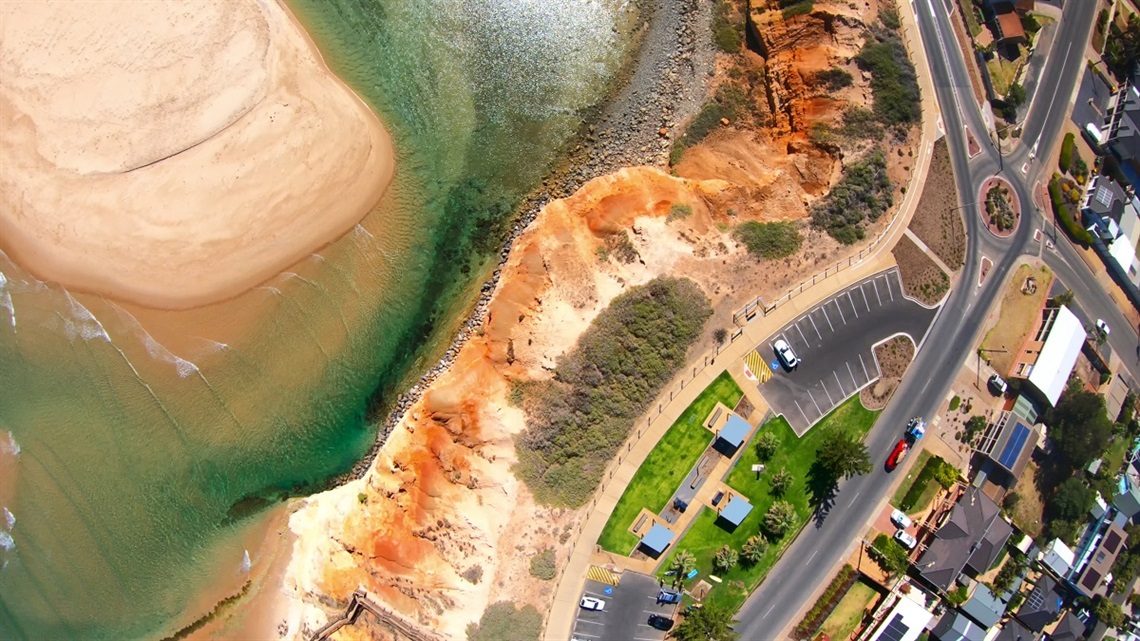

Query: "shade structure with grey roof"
left=961, top=583, right=1006, bottom=628
left=717, top=496, right=752, bottom=529
left=1014, top=575, right=1062, bottom=632
left=714, top=414, right=750, bottom=456
left=932, top=611, right=986, bottom=641
left=917, top=487, right=1014, bottom=592
left=993, top=620, right=1037, bottom=641
left=1047, top=611, right=1086, bottom=641
left=638, top=523, right=674, bottom=558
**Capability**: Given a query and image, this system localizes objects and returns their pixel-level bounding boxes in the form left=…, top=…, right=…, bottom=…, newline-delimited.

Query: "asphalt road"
left=757, top=268, right=939, bottom=434
left=572, top=574, right=672, bottom=641
left=733, top=0, right=1099, bottom=638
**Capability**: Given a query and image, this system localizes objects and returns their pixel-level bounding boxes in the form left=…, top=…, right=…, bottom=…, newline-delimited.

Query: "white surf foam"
left=2, top=508, right=13, bottom=531
left=0, top=271, right=15, bottom=331
left=241, top=549, right=251, bottom=574
left=1, top=431, right=18, bottom=457
left=0, top=531, right=13, bottom=551
left=63, top=292, right=110, bottom=342
left=107, top=303, right=198, bottom=378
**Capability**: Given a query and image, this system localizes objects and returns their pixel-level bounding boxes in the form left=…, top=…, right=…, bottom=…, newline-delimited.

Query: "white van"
left=1085, top=122, right=1107, bottom=147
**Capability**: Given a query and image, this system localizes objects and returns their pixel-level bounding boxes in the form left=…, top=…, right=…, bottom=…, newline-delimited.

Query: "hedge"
left=792, top=565, right=858, bottom=640
left=1048, top=176, right=1095, bottom=246
left=1059, top=133, right=1075, bottom=174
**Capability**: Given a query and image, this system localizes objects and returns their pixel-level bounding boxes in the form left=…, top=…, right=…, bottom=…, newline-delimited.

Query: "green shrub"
left=947, top=585, right=968, bottom=605
left=868, top=533, right=910, bottom=576
left=933, top=460, right=959, bottom=490
left=713, top=0, right=742, bottom=53
left=668, top=204, right=694, bottom=221
left=782, top=1, right=814, bottom=19
left=1049, top=175, right=1095, bottom=246
left=856, top=33, right=921, bottom=127
left=816, top=67, right=854, bottom=91
left=529, top=548, right=557, bottom=580
left=841, top=106, right=885, bottom=140
left=879, top=8, right=901, bottom=30
left=515, top=278, right=712, bottom=506
left=714, top=545, right=740, bottom=573
left=811, top=149, right=893, bottom=243
left=466, top=602, right=542, bottom=641
left=754, top=430, right=780, bottom=461
left=1060, top=133, right=1075, bottom=173
left=792, top=565, right=857, bottom=640
left=670, top=102, right=729, bottom=166
left=733, top=221, right=803, bottom=259
left=462, top=565, right=484, bottom=584
left=742, top=535, right=769, bottom=565
left=948, top=396, right=961, bottom=412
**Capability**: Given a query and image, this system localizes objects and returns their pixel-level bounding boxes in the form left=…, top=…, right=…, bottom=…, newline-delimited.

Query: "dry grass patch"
left=892, top=235, right=949, bottom=305
left=980, top=264, right=1052, bottom=376
left=1007, top=461, right=1046, bottom=538
left=819, top=580, right=879, bottom=640
left=861, top=335, right=916, bottom=410
left=909, top=140, right=965, bottom=270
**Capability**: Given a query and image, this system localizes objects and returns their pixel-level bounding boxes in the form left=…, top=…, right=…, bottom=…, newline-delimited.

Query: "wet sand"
left=0, top=0, right=394, bottom=310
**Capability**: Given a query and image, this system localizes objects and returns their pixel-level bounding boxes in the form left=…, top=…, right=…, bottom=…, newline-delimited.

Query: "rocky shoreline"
left=339, top=0, right=718, bottom=482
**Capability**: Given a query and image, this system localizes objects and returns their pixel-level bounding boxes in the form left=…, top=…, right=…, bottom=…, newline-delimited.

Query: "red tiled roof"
left=995, top=11, right=1026, bottom=42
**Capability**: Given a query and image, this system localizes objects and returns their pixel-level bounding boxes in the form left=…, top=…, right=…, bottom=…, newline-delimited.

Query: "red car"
left=886, top=439, right=909, bottom=470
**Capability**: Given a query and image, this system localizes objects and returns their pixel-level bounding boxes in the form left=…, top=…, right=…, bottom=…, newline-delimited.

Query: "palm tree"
left=669, top=550, right=697, bottom=584
left=763, top=500, right=798, bottom=537
left=713, top=546, right=739, bottom=573
left=741, top=535, right=768, bottom=565
left=771, top=467, right=793, bottom=497
left=670, top=604, right=739, bottom=641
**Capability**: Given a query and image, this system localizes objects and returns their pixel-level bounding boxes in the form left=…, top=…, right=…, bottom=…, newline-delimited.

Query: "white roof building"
left=1040, top=538, right=1075, bottom=578
left=868, top=590, right=933, bottom=641
left=1026, top=306, right=1087, bottom=407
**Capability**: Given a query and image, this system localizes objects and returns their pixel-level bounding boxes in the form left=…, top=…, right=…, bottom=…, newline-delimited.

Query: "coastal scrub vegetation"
left=466, top=602, right=542, bottom=641
left=733, top=221, right=803, bottom=260
left=856, top=16, right=920, bottom=130
left=815, top=67, right=854, bottom=91
left=810, top=149, right=892, bottom=244
left=515, top=278, right=712, bottom=506
left=529, top=548, right=557, bottom=580
left=712, top=0, right=742, bottom=53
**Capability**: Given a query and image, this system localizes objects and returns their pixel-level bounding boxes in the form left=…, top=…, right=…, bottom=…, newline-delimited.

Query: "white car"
left=580, top=597, right=605, bottom=611
left=1096, top=319, right=1110, bottom=336
left=773, top=339, right=799, bottom=370
left=890, top=509, right=912, bottom=530
left=894, top=530, right=918, bottom=550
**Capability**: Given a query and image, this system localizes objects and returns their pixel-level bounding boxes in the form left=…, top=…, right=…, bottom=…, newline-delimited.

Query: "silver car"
left=773, top=338, right=799, bottom=370
left=894, top=530, right=918, bottom=550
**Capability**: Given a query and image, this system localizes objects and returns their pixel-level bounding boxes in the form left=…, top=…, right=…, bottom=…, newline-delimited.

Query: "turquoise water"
left=0, top=0, right=635, bottom=638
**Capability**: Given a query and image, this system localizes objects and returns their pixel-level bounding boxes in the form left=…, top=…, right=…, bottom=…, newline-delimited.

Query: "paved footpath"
left=543, top=1, right=943, bottom=637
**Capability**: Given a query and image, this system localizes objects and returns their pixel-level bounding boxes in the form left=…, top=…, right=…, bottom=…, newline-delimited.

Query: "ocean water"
left=0, top=0, right=636, bottom=638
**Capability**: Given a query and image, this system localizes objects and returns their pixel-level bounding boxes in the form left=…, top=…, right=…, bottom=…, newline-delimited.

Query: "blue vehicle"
left=658, top=590, right=682, bottom=604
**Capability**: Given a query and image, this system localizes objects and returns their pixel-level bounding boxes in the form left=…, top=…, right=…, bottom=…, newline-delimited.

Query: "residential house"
left=1047, top=611, right=1087, bottom=641
left=865, top=589, right=934, bottom=641
left=1103, top=79, right=1140, bottom=187
left=932, top=610, right=987, bottom=641
left=994, top=619, right=1037, bottom=641
left=976, top=394, right=1042, bottom=487
left=1014, top=574, right=1064, bottom=632
left=917, top=486, right=1014, bottom=592
left=982, top=0, right=1034, bottom=49
left=1083, top=178, right=1140, bottom=290
left=1070, top=518, right=1128, bottom=598
left=1040, top=538, right=1076, bottom=579
left=961, top=583, right=1007, bottom=628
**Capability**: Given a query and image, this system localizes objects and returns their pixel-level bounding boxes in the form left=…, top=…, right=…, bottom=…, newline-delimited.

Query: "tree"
left=816, top=432, right=872, bottom=482
left=1048, top=387, right=1114, bottom=469
left=713, top=546, right=739, bottom=573
left=741, top=535, right=768, bottom=565
left=754, top=431, right=779, bottom=461
left=670, top=604, right=739, bottom=641
left=947, top=585, right=968, bottom=605
left=1054, top=289, right=1076, bottom=306
left=933, top=460, right=959, bottom=490
left=771, top=468, right=793, bottom=497
left=1049, top=478, right=1094, bottom=522
left=993, top=556, right=1024, bottom=594
left=764, top=500, right=798, bottom=538
left=669, top=550, right=697, bottom=582
left=1094, top=595, right=1126, bottom=628
left=868, top=533, right=910, bottom=576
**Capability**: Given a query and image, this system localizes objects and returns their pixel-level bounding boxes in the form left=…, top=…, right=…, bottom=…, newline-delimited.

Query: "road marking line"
left=848, top=362, right=859, bottom=388
left=847, top=292, right=858, bottom=317
left=848, top=491, right=861, bottom=506
left=873, top=278, right=883, bottom=306
left=585, top=591, right=609, bottom=598
left=572, top=632, right=601, bottom=639
left=886, top=274, right=896, bottom=301
left=834, top=300, right=847, bottom=325
left=807, top=314, right=823, bottom=340
left=795, top=323, right=809, bottom=347
left=634, top=637, right=662, bottom=641
left=795, top=400, right=812, bottom=426
left=807, top=390, right=824, bottom=416
left=834, top=370, right=846, bottom=395
left=821, top=307, right=835, bottom=332
left=577, top=619, right=606, bottom=625
left=821, top=380, right=835, bottom=405
left=861, top=285, right=871, bottom=311
left=764, top=604, right=777, bottom=618
left=859, top=354, right=870, bottom=380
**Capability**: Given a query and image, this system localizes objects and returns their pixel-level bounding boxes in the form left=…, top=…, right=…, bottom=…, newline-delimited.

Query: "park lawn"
left=820, top=580, right=880, bottom=640
left=890, top=450, right=932, bottom=510
left=597, top=370, right=744, bottom=553
left=657, top=396, right=879, bottom=611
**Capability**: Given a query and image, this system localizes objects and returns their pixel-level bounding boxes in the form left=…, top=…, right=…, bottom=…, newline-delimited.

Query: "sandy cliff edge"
left=0, top=0, right=394, bottom=310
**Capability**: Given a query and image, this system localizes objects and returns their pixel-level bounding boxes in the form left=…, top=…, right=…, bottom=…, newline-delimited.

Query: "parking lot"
left=571, top=572, right=676, bottom=641
left=750, top=268, right=939, bottom=434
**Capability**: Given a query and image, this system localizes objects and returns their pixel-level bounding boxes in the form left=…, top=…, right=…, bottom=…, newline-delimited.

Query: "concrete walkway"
left=542, top=1, right=944, bottom=638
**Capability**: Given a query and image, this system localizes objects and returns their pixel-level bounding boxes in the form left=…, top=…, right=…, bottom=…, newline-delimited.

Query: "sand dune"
left=0, top=0, right=394, bottom=309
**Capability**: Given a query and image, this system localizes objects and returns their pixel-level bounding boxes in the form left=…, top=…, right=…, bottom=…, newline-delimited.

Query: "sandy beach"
left=0, top=0, right=394, bottom=310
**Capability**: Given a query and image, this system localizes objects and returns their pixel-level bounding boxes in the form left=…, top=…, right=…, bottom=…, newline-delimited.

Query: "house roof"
left=1106, top=82, right=1140, bottom=163
left=720, top=496, right=752, bottom=526
left=639, top=523, right=674, bottom=554
left=868, top=593, right=933, bottom=641
left=1048, top=611, right=1085, bottom=641
left=1083, top=176, right=1127, bottom=221
left=718, top=414, right=750, bottom=448
left=931, top=611, right=986, bottom=641
left=1041, top=539, right=1075, bottom=577
left=961, top=584, right=1005, bottom=628
left=1115, top=482, right=1140, bottom=518
left=1073, top=521, right=1128, bottom=598
left=994, top=10, right=1026, bottom=41
left=1014, top=575, right=1063, bottom=632
left=980, top=415, right=1040, bottom=480
left=994, top=619, right=1036, bottom=641
left=1026, top=306, right=1086, bottom=406
left=918, top=487, right=1013, bottom=592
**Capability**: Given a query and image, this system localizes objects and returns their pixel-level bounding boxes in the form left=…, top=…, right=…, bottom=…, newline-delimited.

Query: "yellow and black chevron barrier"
left=587, top=565, right=620, bottom=586
left=744, top=349, right=773, bottom=384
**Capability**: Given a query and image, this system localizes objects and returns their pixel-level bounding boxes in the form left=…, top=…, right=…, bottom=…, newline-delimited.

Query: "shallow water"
left=0, top=0, right=635, bottom=638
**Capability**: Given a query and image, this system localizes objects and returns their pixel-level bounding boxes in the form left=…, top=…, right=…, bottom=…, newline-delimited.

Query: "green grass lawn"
left=657, top=396, right=879, bottom=611
left=890, top=450, right=932, bottom=509
left=1102, top=437, right=1131, bottom=479
left=820, top=580, right=879, bottom=640
left=892, top=452, right=947, bottom=514
left=596, top=371, right=743, bottom=554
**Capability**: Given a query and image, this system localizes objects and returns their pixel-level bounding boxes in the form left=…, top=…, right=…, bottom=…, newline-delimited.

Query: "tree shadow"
left=807, top=460, right=839, bottom=528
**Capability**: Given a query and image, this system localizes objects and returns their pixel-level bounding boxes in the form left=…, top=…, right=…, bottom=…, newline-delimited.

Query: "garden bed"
left=908, top=140, right=965, bottom=270
left=979, top=176, right=1019, bottom=237
left=861, top=336, right=916, bottom=410
left=892, top=235, right=950, bottom=305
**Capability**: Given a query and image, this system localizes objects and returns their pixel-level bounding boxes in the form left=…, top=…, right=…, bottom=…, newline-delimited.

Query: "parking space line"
left=873, top=278, right=883, bottom=306
left=795, top=400, right=812, bottom=425
left=807, top=314, right=823, bottom=340
left=820, top=307, right=835, bottom=332
left=577, top=619, right=606, bottom=625
left=847, top=292, right=858, bottom=318
left=807, top=390, right=824, bottom=416
left=848, top=362, right=859, bottom=388
left=820, top=380, right=835, bottom=405
left=795, top=323, right=809, bottom=347
left=886, top=275, right=896, bottom=301
left=859, top=353, right=870, bottom=380
left=572, top=632, right=601, bottom=639
left=585, top=592, right=609, bottom=599
left=833, top=299, right=847, bottom=325
left=834, top=370, right=846, bottom=395
left=860, top=285, right=871, bottom=311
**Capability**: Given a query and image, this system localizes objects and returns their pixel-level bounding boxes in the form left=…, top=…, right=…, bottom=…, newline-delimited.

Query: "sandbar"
left=0, top=0, right=394, bottom=309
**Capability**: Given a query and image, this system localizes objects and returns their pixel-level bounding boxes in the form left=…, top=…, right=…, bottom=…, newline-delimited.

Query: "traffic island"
left=978, top=176, right=1020, bottom=238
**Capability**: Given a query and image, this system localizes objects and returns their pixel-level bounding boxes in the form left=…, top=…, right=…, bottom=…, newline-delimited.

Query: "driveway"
left=1071, top=67, right=1113, bottom=132
left=750, top=268, right=939, bottom=434
left=571, top=573, right=675, bottom=641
